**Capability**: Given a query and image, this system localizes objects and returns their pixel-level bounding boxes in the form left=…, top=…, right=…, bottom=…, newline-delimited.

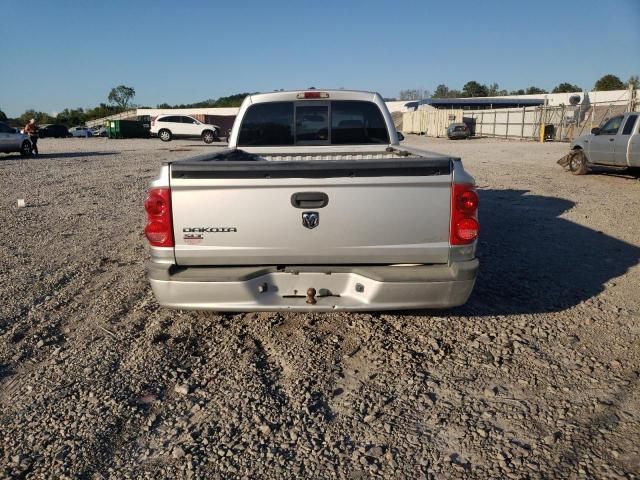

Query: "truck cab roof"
left=245, top=89, right=381, bottom=105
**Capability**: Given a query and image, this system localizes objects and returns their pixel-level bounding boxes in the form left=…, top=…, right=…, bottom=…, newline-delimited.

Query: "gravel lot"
left=1, top=136, right=639, bottom=479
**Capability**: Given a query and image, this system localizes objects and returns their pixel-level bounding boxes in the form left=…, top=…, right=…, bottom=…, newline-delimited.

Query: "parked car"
left=565, top=112, right=640, bottom=174
left=447, top=123, right=470, bottom=140
left=38, top=124, right=70, bottom=138
left=144, top=90, right=479, bottom=312
left=69, top=126, right=93, bottom=138
left=0, top=122, right=32, bottom=156
left=150, top=115, right=220, bottom=143
left=91, top=125, right=107, bottom=137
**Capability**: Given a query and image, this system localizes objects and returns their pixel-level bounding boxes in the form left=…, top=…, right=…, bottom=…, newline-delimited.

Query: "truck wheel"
left=202, top=130, right=215, bottom=144
left=569, top=150, right=589, bottom=175
left=20, top=140, right=32, bottom=157
left=159, top=129, right=172, bottom=142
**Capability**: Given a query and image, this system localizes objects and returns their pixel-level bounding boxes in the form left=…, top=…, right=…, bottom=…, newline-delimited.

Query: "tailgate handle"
left=291, top=192, right=329, bottom=209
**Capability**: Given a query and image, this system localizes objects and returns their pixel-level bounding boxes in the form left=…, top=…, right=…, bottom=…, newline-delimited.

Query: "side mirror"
left=591, top=127, right=600, bottom=135
left=397, top=132, right=405, bottom=141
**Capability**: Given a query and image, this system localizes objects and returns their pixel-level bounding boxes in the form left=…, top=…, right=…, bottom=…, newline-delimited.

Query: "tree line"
left=398, top=74, right=639, bottom=101
left=0, top=85, right=251, bottom=129
left=2, top=75, right=638, bottom=127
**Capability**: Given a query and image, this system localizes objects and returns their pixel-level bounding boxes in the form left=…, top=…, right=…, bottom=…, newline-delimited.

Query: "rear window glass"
left=622, top=115, right=638, bottom=135
left=238, top=102, right=294, bottom=146
left=296, top=105, right=329, bottom=143
left=331, top=101, right=389, bottom=144
left=238, top=100, right=389, bottom=146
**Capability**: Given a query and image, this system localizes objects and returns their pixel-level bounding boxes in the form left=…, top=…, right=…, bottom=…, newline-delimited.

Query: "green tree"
left=56, top=108, right=87, bottom=127
left=594, top=74, right=625, bottom=91
left=627, top=75, right=639, bottom=89
left=510, top=89, right=526, bottom=95
left=0, top=108, right=7, bottom=122
left=487, top=83, right=500, bottom=96
left=159, top=93, right=253, bottom=109
left=432, top=84, right=450, bottom=98
left=552, top=83, right=581, bottom=93
left=525, top=86, right=547, bottom=94
left=18, top=109, right=55, bottom=126
left=87, top=103, right=123, bottom=120
left=461, top=81, right=488, bottom=98
left=107, top=85, right=136, bottom=110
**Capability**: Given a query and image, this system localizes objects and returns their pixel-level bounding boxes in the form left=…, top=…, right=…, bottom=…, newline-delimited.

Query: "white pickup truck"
left=566, top=112, right=640, bottom=174
left=144, top=90, right=479, bottom=311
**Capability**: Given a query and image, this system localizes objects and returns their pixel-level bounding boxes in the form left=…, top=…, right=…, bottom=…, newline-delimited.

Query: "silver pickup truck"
left=144, top=90, right=479, bottom=311
left=566, top=112, right=640, bottom=174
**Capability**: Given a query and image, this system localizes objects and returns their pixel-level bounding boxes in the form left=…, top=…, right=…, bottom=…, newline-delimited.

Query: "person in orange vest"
left=24, top=118, right=39, bottom=155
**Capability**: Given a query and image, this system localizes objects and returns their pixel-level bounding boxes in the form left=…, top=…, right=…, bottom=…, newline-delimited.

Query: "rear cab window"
left=621, top=114, right=638, bottom=135
left=238, top=100, right=389, bottom=146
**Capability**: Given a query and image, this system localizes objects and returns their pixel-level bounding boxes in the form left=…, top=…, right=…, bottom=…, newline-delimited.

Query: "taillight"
left=144, top=187, right=173, bottom=247
left=451, top=184, right=479, bottom=245
left=457, top=189, right=479, bottom=214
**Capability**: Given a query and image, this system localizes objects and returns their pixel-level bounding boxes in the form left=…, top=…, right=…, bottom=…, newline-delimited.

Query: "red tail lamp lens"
left=456, top=217, right=479, bottom=242
left=144, top=188, right=173, bottom=247
left=145, top=221, right=171, bottom=245
left=144, top=194, right=167, bottom=216
left=457, top=190, right=479, bottom=214
left=450, top=183, right=479, bottom=245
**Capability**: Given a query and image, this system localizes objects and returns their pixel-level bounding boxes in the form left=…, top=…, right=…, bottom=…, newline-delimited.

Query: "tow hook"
left=306, top=288, right=317, bottom=305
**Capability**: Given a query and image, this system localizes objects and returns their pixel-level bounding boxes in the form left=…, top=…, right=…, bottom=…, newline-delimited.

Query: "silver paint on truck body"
left=146, top=90, right=478, bottom=311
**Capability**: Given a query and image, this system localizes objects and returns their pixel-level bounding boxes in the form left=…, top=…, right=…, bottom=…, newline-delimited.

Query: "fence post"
left=493, top=110, right=496, bottom=137
left=505, top=109, right=510, bottom=138
left=539, top=100, right=547, bottom=143
left=521, top=107, right=525, bottom=139
left=480, top=111, right=484, bottom=137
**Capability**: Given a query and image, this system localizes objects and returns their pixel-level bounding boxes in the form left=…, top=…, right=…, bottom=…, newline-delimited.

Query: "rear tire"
left=202, top=130, right=215, bottom=144
left=159, top=129, right=172, bottom=142
left=569, top=150, right=589, bottom=175
left=20, top=140, right=32, bottom=157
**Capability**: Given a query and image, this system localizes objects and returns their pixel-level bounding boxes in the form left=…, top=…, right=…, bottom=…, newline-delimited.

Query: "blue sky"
left=1, top=0, right=638, bottom=117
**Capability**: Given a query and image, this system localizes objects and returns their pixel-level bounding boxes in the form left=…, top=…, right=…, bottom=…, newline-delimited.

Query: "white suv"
left=0, top=122, right=32, bottom=156
left=69, top=126, right=93, bottom=138
left=150, top=115, right=220, bottom=143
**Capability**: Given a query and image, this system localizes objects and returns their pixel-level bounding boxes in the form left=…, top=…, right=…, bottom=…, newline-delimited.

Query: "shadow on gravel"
left=0, top=151, right=117, bottom=161
left=591, top=166, right=640, bottom=180
left=452, top=189, right=640, bottom=316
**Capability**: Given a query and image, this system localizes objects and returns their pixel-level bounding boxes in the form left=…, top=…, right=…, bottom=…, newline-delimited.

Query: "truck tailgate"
left=169, top=159, right=452, bottom=266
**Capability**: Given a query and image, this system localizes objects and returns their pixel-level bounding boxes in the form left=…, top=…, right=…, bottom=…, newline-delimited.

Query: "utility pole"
left=539, top=97, right=548, bottom=143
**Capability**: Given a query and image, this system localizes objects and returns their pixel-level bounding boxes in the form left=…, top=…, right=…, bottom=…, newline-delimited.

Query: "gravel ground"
left=1, top=136, right=639, bottom=479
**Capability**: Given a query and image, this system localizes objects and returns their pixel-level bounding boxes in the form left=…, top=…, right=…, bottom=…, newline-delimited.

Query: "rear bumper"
left=147, top=260, right=478, bottom=312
